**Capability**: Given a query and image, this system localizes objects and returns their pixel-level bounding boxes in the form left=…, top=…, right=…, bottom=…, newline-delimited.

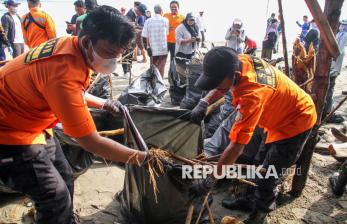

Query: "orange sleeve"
left=41, top=59, right=96, bottom=138
left=45, top=13, right=56, bottom=39
left=229, top=86, right=272, bottom=144
left=21, top=15, right=29, bottom=46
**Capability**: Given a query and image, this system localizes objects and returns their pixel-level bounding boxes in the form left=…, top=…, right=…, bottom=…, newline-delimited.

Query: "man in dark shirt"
left=304, top=20, right=319, bottom=52
left=66, top=0, right=86, bottom=35
left=126, top=1, right=141, bottom=23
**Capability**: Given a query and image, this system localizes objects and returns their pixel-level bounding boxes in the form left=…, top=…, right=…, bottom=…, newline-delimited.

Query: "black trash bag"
left=56, top=109, right=124, bottom=177
left=89, top=74, right=111, bottom=99
left=180, top=63, right=205, bottom=110
left=119, top=106, right=207, bottom=224
left=204, top=111, right=265, bottom=164
left=118, top=66, right=167, bottom=106
left=168, top=58, right=189, bottom=105
left=205, top=91, right=235, bottom=138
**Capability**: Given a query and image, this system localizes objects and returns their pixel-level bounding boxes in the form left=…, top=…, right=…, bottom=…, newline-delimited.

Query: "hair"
left=74, top=0, right=85, bottom=8
left=85, top=0, right=98, bottom=11
left=134, top=1, right=141, bottom=7
left=79, top=5, right=135, bottom=48
left=170, top=1, right=179, bottom=8
left=271, top=13, right=275, bottom=16
left=153, top=4, right=162, bottom=14
left=303, top=15, right=308, bottom=18
left=28, top=0, right=40, bottom=6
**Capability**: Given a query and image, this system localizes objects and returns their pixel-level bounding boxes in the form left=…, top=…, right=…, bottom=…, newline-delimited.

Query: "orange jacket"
left=163, top=13, right=185, bottom=43
left=21, top=7, right=56, bottom=48
left=0, top=36, right=96, bottom=145
left=229, top=55, right=317, bottom=144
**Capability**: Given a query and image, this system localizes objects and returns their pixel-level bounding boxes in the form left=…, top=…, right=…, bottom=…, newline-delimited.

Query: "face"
left=303, top=16, right=308, bottom=22
left=146, top=11, right=151, bottom=17
left=8, top=5, right=17, bottom=13
left=187, top=19, right=195, bottom=26
left=216, top=76, right=234, bottom=93
left=199, top=12, right=203, bottom=16
left=170, top=3, right=178, bottom=15
left=121, top=9, right=126, bottom=15
left=75, top=6, right=86, bottom=16
left=135, top=7, right=141, bottom=16
left=233, top=23, right=241, bottom=29
left=80, top=36, right=125, bottom=73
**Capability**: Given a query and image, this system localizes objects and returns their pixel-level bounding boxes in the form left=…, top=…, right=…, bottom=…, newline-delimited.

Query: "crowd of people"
left=0, top=1, right=346, bottom=224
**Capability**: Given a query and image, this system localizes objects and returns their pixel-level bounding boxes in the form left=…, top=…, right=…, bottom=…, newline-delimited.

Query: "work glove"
left=102, top=99, right=122, bottom=116
left=189, top=175, right=215, bottom=198
left=190, top=99, right=209, bottom=124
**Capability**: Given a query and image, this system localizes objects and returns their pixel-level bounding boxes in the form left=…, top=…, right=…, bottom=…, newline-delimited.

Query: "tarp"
left=118, top=66, right=167, bottom=106
left=119, top=106, right=207, bottom=224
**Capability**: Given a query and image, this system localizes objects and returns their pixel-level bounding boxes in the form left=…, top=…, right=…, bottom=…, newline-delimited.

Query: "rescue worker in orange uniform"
left=163, top=0, right=185, bottom=60
left=21, top=0, right=56, bottom=48
left=0, top=6, right=153, bottom=224
left=190, top=47, right=317, bottom=223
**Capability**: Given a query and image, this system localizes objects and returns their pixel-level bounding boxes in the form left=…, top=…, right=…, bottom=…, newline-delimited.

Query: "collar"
left=30, top=7, right=40, bottom=12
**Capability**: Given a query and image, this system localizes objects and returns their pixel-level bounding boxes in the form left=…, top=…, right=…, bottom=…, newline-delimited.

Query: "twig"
left=320, top=95, right=347, bottom=126
left=98, top=128, right=124, bottom=137
left=205, top=201, right=215, bottom=224
left=194, top=192, right=210, bottom=224
left=87, top=73, right=102, bottom=93
left=185, top=204, right=195, bottom=224
left=169, top=153, right=197, bottom=165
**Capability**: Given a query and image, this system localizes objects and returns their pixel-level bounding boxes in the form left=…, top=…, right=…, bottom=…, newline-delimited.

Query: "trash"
left=118, top=66, right=167, bottom=106
left=180, top=63, right=205, bottom=110
left=168, top=58, right=189, bottom=105
left=221, top=216, right=240, bottom=224
left=56, top=109, right=124, bottom=177
left=89, top=74, right=112, bottom=99
left=119, top=106, right=206, bottom=224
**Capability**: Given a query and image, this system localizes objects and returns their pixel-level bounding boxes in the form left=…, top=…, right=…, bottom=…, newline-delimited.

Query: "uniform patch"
left=252, top=56, right=277, bottom=88
left=24, top=38, right=59, bottom=64
left=235, top=105, right=243, bottom=122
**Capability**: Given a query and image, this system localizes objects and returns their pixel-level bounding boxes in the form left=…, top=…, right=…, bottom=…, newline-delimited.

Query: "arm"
left=176, top=26, right=192, bottom=45
left=46, top=14, right=57, bottom=39
left=1, top=15, right=9, bottom=40
left=217, top=143, right=245, bottom=176
left=225, top=28, right=232, bottom=40
left=84, top=92, right=106, bottom=109
left=296, top=21, right=302, bottom=28
left=202, top=89, right=226, bottom=105
left=76, top=131, right=146, bottom=165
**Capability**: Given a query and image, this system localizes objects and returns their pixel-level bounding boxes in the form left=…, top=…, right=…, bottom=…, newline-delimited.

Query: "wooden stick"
left=205, top=201, right=215, bottom=224
left=98, top=128, right=124, bottom=137
left=185, top=204, right=195, bottom=224
left=305, top=0, right=341, bottom=58
left=87, top=73, right=102, bottom=93
left=277, top=0, right=290, bottom=76
left=320, top=95, right=347, bottom=126
left=194, top=192, right=210, bottom=224
left=170, top=153, right=198, bottom=165
left=206, top=97, right=225, bottom=116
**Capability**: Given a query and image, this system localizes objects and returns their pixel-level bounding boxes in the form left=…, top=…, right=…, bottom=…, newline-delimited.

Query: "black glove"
left=189, top=175, right=215, bottom=198
left=102, top=99, right=122, bottom=116
left=190, top=99, right=209, bottom=124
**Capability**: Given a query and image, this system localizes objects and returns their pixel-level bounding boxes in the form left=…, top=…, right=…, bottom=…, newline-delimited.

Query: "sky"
left=1, top=0, right=346, bottom=49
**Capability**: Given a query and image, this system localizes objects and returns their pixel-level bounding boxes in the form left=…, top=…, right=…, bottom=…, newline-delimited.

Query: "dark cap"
left=195, top=46, right=239, bottom=91
left=4, top=0, right=20, bottom=6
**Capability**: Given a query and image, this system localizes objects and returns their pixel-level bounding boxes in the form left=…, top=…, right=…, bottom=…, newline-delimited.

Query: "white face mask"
left=86, top=40, right=117, bottom=74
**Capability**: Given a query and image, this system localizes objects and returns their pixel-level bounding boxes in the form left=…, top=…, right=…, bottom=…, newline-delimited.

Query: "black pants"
left=168, top=42, right=176, bottom=61
left=11, top=43, right=25, bottom=58
left=0, top=135, right=74, bottom=224
left=254, top=129, right=311, bottom=212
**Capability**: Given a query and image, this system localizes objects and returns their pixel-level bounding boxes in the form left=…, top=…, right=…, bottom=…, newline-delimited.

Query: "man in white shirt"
left=142, top=4, right=169, bottom=77
left=1, top=0, right=25, bottom=58
left=196, top=10, right=206, bottom=47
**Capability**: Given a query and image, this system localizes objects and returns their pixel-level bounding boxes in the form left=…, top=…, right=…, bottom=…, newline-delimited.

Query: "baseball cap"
left=195, top=46, right=239, bottom=91
left=186, top=12, right=195, bottom=21
left=4, top=0, right=20, bottom=6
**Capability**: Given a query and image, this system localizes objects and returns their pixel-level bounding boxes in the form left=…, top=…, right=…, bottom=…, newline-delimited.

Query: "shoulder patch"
left=24, top=38, right=59, bottom=64
left=251, top=56, right=277, bottom=88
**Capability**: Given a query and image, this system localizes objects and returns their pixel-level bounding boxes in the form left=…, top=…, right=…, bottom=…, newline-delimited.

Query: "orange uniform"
left=229, top=55, right=317, bottom=145
left=21, top=7, right=57, bottom=48
left=0, top=36, right=96, bottom=145
left=163, top=13, right=185, bottom=43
